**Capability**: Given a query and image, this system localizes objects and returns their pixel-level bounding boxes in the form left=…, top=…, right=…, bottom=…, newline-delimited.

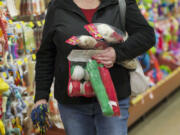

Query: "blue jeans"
left=58, top=97, right=130, bottom=135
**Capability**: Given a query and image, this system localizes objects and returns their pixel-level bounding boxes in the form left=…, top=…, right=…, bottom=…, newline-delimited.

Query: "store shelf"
left=128, top=67, right=180, bottom=127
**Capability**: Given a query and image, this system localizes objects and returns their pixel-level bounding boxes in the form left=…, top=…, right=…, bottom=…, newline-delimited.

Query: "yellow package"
left=0, top=120, right=5, bottom=135
left=0, top=78, right=9, bottom=93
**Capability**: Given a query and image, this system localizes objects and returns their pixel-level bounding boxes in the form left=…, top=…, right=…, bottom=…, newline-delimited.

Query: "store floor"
left=128, top=88, right=180, bottom=135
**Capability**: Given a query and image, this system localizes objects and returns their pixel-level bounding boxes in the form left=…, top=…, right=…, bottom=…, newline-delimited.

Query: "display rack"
left=128, top=67, right=180, bottom=127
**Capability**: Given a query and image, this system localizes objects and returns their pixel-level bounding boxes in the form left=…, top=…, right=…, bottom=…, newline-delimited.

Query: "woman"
left=34, top=0, right=155, bottom=135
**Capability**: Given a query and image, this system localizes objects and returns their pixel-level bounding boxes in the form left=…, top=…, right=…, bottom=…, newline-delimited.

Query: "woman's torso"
left=50, top=0, right=131, bottom=104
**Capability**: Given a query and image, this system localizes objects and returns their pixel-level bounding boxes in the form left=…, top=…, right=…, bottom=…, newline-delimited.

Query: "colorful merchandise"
left=31, top=104, right=51, bottom=135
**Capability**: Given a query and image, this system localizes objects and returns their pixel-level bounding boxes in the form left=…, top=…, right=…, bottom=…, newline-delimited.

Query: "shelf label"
left=17, top=60, right=23, bottom=66
left=21, top=21, right=25, bottom=25
left=16, top=23, right=21, bottom=29
left=37, top=21, right=42, bottom=27
left=24, top=57, right=28, bottom=63
left=32, top=54, right=36, bottom=60
left=9, top=20, right=13, bottom=24
left=2, top=72, right=7, bottom=78
left=149, top=93, right=154, bottom=99
left=29, top=22, right=34, bottom=28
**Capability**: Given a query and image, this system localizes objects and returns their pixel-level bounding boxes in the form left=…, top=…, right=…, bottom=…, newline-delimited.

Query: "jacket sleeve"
left=111, top=0, right=155, bottom=62
left=34, top=2, right=56, bottom=103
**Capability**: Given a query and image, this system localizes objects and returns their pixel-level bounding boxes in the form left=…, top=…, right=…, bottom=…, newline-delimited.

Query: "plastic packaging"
left=66, top=23, right=137, bottom=70
left=84, top=23, right=125, bottom=43
left=86, top=60, right=114, bottom=116
left=84, top=23, right=137, bottom=70
left=98, top=65, right=120, bottom=116
left=67, top=50, right=104, bottom=97
left=66, top=35, right=106, bottom=49
left=67, top=61, right=95, bottom=98
left=67, top=49, right=120, bottom=116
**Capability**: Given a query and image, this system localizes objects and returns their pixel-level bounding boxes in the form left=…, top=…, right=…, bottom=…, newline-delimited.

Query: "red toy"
left=68, top=80, right=82, bottom=97
left=81, top=81, right=95, bottom=97
left=149, top=50, right=163, bottom=81
left=98, top=65, right=120, bottom=116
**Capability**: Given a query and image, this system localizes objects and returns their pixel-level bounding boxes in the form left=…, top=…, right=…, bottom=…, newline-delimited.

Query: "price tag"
left=32, top=54, right=36, bottom=60
left=17, top=60, right=23, bottom=66
left=9, top=20, right=13, bottom=24
left=21, top=21, right=25, bottom=25
left=2, top=72, right=7, bottom=78
left=37, top=21, right=42, bottom=27
left=139, top=5, right=143, bottom=9
left=16, top=23, right=21, bottom=29
left=149, top=93, right=154, bottom=99
left=29, top=22, right=34, bottom=28
left=24, top=57, right=28, bottom=63
left=42, top=20, right=45, bottom=25
left=0, top=2, right=3, bottom=6
left=49, top=93, right=53, bottom=97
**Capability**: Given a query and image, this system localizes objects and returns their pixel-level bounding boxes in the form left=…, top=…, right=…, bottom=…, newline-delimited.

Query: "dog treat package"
left=66, top=23, right=137, bottom=70
left=84, top=23, right=125, bottom=43
left=67, top=50, right=97, bottom=98
left=65, top=23, right=125, bottom=49
left=68, top=61, right=95, bottom=98
left=65, top=35, right=107, bottom=50
left=67, top=50, right=120, bottom=116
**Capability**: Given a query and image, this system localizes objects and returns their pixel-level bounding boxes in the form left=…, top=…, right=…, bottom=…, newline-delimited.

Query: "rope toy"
left=31, top=104, right=52, bottom=135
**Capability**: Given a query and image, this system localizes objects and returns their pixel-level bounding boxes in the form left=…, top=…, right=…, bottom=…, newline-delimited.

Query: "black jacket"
left=35, top=0, right=155, bottom=104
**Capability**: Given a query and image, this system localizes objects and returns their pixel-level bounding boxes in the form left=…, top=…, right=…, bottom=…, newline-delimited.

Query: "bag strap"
left=118, top=0, right=126, bottom=34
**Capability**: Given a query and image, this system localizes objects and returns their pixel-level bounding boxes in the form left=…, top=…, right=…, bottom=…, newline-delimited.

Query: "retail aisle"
left=129, top=88, right=180, bottom=135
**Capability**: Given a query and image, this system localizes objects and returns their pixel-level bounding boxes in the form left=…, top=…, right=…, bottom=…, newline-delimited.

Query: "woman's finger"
left=100, top=60, right=113, bottom=66
left=95, top=50, right=110, bottom=57
left=104, top=63, right=114, bottom=68
left=93, top=48, right=111, bottom=57
left=93, top=56, right=110, bottom=61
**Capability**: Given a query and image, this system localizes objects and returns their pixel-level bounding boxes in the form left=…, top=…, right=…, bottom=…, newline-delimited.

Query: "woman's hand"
left=92, top=47, right=116, bottom=68
left=33, top=99, right=47, bottom=109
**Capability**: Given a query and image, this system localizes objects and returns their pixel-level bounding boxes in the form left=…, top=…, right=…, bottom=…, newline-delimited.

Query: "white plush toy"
left=78, top=36, right=97, bottom=49
left=97, top=24, right=137, bottom=69
left=84, top=70, right=90, bottom=81
left=71, top=65, right=85, bottom=81
left=96, top=24, right=118, bottom=43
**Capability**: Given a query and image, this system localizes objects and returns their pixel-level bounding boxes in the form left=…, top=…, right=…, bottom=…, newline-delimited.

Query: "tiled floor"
left=129, top=88, right=180, bottom=135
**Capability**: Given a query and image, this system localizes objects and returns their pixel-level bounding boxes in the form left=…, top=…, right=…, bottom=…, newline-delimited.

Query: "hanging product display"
left=5, top=20, right=44, bottom=56
left=6, top=0, right=46, bottom=18
left=6, top=0, right=19, bottom=17
left=0, top=9, right=8, bottom=62
left=0, top=1, right=57, bottom=134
